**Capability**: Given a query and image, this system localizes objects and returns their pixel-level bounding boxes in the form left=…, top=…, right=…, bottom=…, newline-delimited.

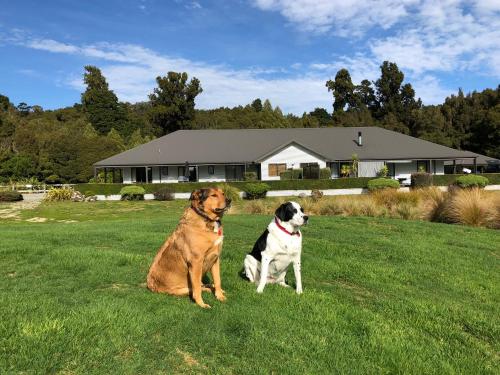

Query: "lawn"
left=1, top=201, right=499, bottom=374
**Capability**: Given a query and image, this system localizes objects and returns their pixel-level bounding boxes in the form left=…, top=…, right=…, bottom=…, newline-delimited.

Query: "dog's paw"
left=215, top=290, right=226, bottom=302
left=296, top=287, right=303, bottom=295
left=196, top=301, right=211, bottom=309
left=279, top=282, right=291, bottom=288
left=256, top=287, right=264, bottom=294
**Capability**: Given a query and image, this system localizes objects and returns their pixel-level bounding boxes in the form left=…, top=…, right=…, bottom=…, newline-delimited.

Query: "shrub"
left=455, top=175, right=489, bottom=189
left=377, top=165, right=389, bottom=177
left=411, top=172, right=433, bottom=188
left=319, top=168, right=331, bottom=180
left=244, top=171, right=258, bottom=181
left=120, top=185, right=145, bottom=201
left=44, top=188, right=74, bottom=202
left=367, top=178, right=400, bottom=191
left=216, top=183, right=240, bottom=202
left=84, top=190, right=95, bottom=197
left=45, top=174, right=61, bottom=184
left=280, top=169, right=303, bottom=180
left=153, top=186, right=175, bottom=201
left=243, top=183, right=270, bottom=199
left=310, top=189, right=323, bottom=201
left=0, top=191, right=23, bottom=202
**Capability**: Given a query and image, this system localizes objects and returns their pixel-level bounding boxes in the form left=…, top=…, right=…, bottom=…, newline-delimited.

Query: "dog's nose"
left=303, top=215, right=309, bottom=222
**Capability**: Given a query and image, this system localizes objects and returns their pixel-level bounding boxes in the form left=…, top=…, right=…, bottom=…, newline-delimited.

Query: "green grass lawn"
left=1, top=201, right=499, bottom=374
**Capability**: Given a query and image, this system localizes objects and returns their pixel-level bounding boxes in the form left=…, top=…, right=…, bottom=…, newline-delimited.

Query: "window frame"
left=268, top=163, right=287, bottom=177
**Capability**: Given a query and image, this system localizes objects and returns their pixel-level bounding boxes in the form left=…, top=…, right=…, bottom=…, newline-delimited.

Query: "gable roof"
left=94, top=127, right=478, bottom=167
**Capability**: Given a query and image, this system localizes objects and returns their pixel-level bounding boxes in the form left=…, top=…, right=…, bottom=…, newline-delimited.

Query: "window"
left=268, top=163, right=287, bottom=177
left=160, top=166, right=169, bottom=176
left=178, top=166, right=186, bottom=177
left=208, top=165, right=215, bottom=175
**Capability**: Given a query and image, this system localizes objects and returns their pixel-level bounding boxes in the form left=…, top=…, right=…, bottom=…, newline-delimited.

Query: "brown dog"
left=147, top=188, right=231, bottom=308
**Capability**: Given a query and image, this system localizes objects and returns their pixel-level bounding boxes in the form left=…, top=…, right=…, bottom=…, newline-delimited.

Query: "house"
left=94, top=127, right=489, bottom=184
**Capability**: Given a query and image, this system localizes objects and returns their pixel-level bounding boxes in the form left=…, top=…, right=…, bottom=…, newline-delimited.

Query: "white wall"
left=435, top=161, right=444, bottom=175
left=260, top=145, right=327, bottom=181
left=122, top=167, right=132, bottom=184
left=329, top=163, right=339, bottom=178
left=159, top=166, right=180, bottom=183
left=198, top=165, right=226, bottom=182
left=358, top=161, right=385, bottom=178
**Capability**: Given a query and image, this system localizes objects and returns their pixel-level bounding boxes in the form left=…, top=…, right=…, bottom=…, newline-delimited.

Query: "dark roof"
left=444, top=152, right=500, bottom=166
left=95, top=127, right=478, bottom=167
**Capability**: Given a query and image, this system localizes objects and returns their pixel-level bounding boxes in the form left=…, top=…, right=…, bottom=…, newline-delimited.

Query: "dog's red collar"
left=274, top=217, right=300, bottom=236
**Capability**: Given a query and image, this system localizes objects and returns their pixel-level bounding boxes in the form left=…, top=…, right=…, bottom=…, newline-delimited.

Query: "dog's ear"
left=189, top=188, right=210, bottom=202
left=275, top=203, right=288, bottom=221
left=275, top=202, right=295, bottom=222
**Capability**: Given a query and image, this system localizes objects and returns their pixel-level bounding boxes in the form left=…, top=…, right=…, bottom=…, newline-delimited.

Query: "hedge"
left=433, top=173, right=500, bottom=186
left=75, top=177, right=373, bottom=195
left=74, top=173, right=500, bottom=196
left=455, top=175, right=489, bottom=188
left=367, top=178, right=400, bottom=191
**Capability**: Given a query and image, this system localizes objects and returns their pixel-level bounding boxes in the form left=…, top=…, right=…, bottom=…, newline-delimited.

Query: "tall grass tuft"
left=441, top=188, right=498, bottom=227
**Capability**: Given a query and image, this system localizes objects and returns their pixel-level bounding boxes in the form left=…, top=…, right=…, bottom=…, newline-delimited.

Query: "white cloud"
left=253, top=0, right=417, bottom=35
left=22, top=38, right=329, bottom=113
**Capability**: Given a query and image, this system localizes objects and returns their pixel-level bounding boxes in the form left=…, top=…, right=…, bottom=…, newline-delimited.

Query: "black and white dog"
left=243, top=201, right=308, bottom=294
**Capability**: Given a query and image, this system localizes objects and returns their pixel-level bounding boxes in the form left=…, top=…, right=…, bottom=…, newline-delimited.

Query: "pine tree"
left=81, top=66, right=128, bottom=135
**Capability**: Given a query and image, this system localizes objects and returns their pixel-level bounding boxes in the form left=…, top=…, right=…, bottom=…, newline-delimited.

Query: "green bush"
left=0, top=191, right=23, bottom=202
left=84, top=190, right=95, bottom=197
left=45, top=174, right=61, bottom=184
left=44, top=188, right=74, bottom=202
left=216, top=183, right=241, bottom=202
left=411, top=173, right=433, bottom=188
left=455, top=175, right=489, bottom=189
left=319, top=168, right=331, bottom=180
left=120, top=185, right=145, bottom=201
left=367, top=178, right=400, bottom=191
left=153, top=186, right=175, bottom=201
left=244, top=172, right=258, bottom=181
left=280, top=168, right=303, bottom=180
left=377, top=165, right=389, bottom=177
left=243, top=183, right=270, bottom=199
left=433, top=173, right=498, bottom=186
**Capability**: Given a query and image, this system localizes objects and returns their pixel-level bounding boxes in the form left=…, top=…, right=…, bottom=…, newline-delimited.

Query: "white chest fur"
left=213, top=221, right=223, bottom=246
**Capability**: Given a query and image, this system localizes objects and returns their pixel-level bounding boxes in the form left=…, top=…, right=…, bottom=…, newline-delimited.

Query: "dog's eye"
left=211, top=194, right=217, bottom=197
left=300, top=208, right=304, bottom=213
left=293, top=209, right=297, bottom=213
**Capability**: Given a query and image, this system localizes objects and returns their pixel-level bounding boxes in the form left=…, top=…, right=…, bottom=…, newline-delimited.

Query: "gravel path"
left=0, top=193, right=45, bottom=220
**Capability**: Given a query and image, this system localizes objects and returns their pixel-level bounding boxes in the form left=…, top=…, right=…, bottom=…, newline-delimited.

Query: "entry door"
left=188, top=167, right=197, bottom=182
left=135, top=167, right=146, bottom=182
left=301, top=163, right=320, bottom=179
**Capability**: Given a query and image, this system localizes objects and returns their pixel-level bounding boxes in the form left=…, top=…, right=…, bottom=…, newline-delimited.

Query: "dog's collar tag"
left=274, top=217, right=300, bottom=236
left=215, top=221, right=222, bottom=236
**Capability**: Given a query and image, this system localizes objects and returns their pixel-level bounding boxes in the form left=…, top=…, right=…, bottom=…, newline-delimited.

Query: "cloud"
left=253, top=0, right=417, bottom=36
left=21, top=38, right=328, bottom=113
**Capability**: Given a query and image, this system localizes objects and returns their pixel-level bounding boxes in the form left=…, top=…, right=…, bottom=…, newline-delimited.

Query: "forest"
left=0, top=61, right=498, bottom=183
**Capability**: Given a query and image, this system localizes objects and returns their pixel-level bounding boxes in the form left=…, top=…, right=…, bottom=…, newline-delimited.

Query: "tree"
left=309, top=108, right=331, bottom=127
left=17, top=102, right=32, bottom=116
left=251, top=98, right=263, bottom=112
left=149, top=72, right=202, bottom=135
left=81, top=65, right=127, bottom=135
left=375, top=61, right=404, bottom=117
left=355, top=80, right=377, bottom=111
left=326, top=69, right=355, bottom=112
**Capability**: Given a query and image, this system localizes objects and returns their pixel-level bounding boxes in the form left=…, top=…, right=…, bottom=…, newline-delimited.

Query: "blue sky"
left=0, top=0, right=499, bottom=114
